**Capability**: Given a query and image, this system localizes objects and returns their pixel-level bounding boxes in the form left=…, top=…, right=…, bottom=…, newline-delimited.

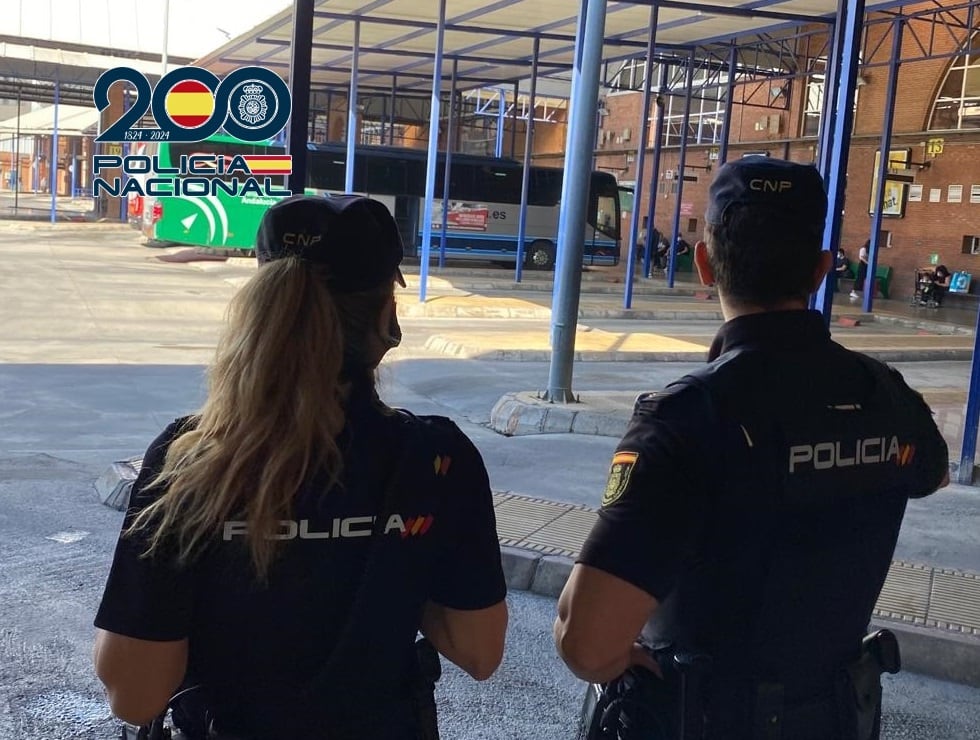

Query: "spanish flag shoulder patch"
left=601, top=451, right=639, bottom=507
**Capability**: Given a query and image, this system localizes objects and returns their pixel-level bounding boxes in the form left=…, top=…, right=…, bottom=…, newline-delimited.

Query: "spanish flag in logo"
left=165, top=80, right=215, bottom=128
left=242, top=155, right=293, bottom=176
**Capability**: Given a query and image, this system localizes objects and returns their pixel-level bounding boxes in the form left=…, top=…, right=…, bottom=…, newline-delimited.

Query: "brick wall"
left=596, top=3, right=980, bottom=299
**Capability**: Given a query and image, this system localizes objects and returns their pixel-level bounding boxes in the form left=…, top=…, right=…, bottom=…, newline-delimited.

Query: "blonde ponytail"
left=130, top=256, right=391, bottom=579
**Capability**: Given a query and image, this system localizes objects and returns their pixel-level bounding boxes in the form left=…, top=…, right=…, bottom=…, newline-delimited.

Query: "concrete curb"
left=402, top=303, right=724, bottom=320
left=202, top=259, right=972, bottom=335
left=402, top=277, right=714, bottom=299
left=428, top=338, right=970, bottom=364
left=872, top=619, right=980, bottom=687
left=490, top=391, right=630, bottom=437
left=400, top=304, right=553, bottom=320
left=502, top=546, right=980, bottom=688
left=873, top=312, right=975, bottom=336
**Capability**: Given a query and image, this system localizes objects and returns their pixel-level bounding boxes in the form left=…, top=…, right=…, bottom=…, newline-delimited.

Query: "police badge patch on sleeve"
left=602, top=451, right=639, bottom=506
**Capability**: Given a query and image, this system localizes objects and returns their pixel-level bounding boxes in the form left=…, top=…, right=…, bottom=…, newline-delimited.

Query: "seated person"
left=933, top=264, right=951, bottom=306
left=655, top=236, right=691, bottom=270
left=835, top=248, right=849, bottom=277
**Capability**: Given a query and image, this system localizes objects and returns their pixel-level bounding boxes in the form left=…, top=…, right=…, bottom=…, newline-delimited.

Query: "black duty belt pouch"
left=833, top=630, right=899, bottom=740
left=412, top=637, right=442, bottom=740
left=578, top=666, right=676, bottom=740
left=578, top=647, right=694, bottom=740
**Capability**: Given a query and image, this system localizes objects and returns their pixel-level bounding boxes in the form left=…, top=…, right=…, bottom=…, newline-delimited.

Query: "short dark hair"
left=705, top=203, right=824, bottom=306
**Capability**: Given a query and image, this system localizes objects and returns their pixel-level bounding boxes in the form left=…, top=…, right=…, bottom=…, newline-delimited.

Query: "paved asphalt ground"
left=1, top=224, right=980, bottom=738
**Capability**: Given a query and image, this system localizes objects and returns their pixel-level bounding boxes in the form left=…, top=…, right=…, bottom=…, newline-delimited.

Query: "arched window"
left=929, top=31, right=980, bottom=130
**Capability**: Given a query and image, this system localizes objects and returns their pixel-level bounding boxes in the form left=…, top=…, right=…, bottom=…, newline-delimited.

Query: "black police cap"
left=255, top=194, right=406, bottom=292
left=705, top=156, right=827, bottom=233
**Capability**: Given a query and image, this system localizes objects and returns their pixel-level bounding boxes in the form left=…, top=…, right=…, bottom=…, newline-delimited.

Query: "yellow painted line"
left=838, top=336, right=973, bottom=348
left=429, top=328, right=710, bottom=353
left=398, top=295, right=548, bottom=310
left=919, top=389, right=968, bottom=404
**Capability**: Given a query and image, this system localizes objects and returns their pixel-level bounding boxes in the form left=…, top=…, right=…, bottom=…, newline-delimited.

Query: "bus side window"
left=532, top=169, right=562, bottom=206
left=477, top=166, right=520, bottom=204
left=449, top=165, right=476, bottom=202
left=366, top=159, right=405, bottom=195
left=308, top=151, right=345, bottom=192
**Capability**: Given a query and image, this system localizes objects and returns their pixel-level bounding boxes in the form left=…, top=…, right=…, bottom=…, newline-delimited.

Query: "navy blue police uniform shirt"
left=580, top=310, right=948, bottom=700
left=94, top=383, right=506, bottom=738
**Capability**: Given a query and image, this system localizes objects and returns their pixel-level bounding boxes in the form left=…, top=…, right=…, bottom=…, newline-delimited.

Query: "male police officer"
left=555, top=157, right=949, bottom=740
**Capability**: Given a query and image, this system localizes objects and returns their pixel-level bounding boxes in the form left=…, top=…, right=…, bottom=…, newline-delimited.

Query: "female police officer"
left=93, top=195, right=508, bottom=739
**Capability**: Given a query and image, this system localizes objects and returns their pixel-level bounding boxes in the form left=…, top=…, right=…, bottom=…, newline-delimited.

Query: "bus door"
left=584, top=182, right=622, bottom=266
left=395, top=196, right=419, bottom=259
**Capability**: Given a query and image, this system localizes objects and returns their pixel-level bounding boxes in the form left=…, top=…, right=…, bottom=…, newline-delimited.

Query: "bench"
left=841, top=262, right=893, bottom=299
left=674, top=249, right=694, bottom=273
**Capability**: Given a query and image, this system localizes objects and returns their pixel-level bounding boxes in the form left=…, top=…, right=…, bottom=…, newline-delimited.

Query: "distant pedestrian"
left=850, top=239, right=870, bottom=300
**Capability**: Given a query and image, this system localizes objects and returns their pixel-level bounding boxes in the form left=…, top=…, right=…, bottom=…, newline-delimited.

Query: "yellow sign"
left=103, top=143, right=123, bottom=157
left=870, top=148, right=908, bottom=217
left=926, top=138, right=944, bottom=155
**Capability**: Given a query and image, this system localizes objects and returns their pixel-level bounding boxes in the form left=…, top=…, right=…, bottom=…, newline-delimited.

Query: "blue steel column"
left=863, top=19, right=903, bottom=314
left=511, top=81, right=520, bottom=158
left=418, top=0, right=447, bottom=303
left=544, top=0, right=607, bottom=403
left=50, top=76, right=59, bottom=224
left=624, top=3, right=660, bottom=309
left=495, top=88, right=506, bottom=158
left=390, top=76, right=398, bottom=145
left=812, top=0, right=866, bottom=323
left=960, top=304, right=980, bottom=484
left=718, top=41, right=738, bottom=165
left=817, top=21, right=842, bottom=177
left=13, top=87, right=20, bottom=211
left=345, top=19, right=361, bottom=192
left=439, top=58, right=459, bottom=268
left=666, top=50, right=696, bottom=289
left=643, top=63, right=668, bottom=278
left=287, top=0, right=314, bottom=194
left=380, top=95, right=387, bottom=144
left=32, top=138, right=39, bottom=193
left=515, top=35, right=541, bottom=283
left=70, top=139, right=77, bottom=198
left=118, top=87, right=129, bottom=222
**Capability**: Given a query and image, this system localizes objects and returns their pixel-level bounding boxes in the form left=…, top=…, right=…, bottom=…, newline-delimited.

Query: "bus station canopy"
left=194, top=0, right=844, bottom=94
left=0, top=104, right=99, bottom=136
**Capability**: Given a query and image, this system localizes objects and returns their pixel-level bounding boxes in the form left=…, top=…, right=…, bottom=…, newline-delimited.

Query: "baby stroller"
left=910, top=268, right=940, bottom=308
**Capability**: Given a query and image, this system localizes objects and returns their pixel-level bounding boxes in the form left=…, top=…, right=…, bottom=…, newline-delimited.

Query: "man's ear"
left=812, top=249, right=833, bottom=293
left=693, top=242, right=714, bottom=287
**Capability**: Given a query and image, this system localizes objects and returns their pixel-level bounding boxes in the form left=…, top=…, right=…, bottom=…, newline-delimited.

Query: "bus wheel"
left=528, top=240, right=556, bottom=271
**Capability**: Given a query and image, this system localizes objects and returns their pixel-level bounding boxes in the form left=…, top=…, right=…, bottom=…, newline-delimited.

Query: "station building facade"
left=590, top=6, right=980, bottom=301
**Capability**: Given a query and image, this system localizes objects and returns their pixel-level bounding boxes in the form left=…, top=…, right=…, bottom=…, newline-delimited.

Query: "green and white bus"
left=140, top=135, right=622, bottom=270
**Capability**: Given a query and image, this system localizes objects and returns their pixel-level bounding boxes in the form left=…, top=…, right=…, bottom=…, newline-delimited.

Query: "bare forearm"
left=420, top=601, right=506, bottom=681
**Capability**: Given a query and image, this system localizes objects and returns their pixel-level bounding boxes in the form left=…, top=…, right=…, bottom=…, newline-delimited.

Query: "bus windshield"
left=591, top=173, right=621, bottom=241
left=595, top=192, right=619, bottom=240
